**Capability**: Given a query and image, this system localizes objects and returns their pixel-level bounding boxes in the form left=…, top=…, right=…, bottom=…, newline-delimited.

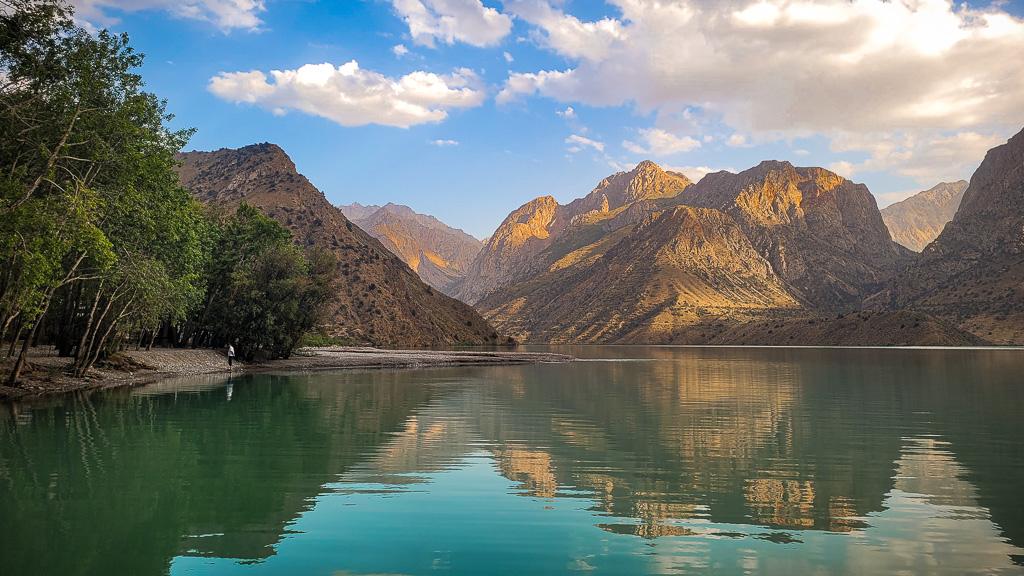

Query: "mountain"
left=453, top=161, right=693, bottom=304
left=336, top=202, right=380, bottom=222
left=880, top=181, right=968, bottom=251
left=680, top=161, right=911, bottom=309
left=877, top=127, right=1024, bottom=345
left=338, top=203, right=482, bottom=296
left=176, top=144, right=501, bottom=347
left=467, top=160, right=931, bottom=344
left=482, top=205, right=801, bottom=343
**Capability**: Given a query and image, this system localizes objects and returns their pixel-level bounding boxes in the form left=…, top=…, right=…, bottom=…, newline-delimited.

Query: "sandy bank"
left=0, top=346, right=573, bottom=400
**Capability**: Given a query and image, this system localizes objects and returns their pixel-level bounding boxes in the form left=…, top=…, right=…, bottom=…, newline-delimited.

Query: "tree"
left=190, top=204, right=338, bottom=361
left=1, top=0, right=201, bottom=384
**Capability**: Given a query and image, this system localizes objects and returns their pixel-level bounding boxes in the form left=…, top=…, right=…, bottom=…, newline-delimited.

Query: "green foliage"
left=0, top=2, right=338, bottom=382
left=195, top=204, right=339, bottom=361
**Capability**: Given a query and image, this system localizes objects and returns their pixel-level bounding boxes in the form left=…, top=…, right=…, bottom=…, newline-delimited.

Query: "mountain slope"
left=481, top=206, right=801, bottom=343
left=681, top=161, right=911, bottom=309
left=339, top=203, right=482, bottom=295
left=470, top=160, right=934, bottom=344
left=454, top=161, right=692, bottom=304
left=878, top=127, right=1024, bottom=344
left=880, top=181, right=968, bottom=251
left=177, top=144, right=500, bottom=347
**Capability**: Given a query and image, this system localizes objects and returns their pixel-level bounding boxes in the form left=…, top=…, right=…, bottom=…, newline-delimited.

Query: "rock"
left=339, top=203, right=482, bottom=296
left=881, top=181, right=968, bottom=252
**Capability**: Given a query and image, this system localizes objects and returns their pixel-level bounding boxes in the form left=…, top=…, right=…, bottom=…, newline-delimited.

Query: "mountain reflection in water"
left=1, top=347, right=1022, bottom=575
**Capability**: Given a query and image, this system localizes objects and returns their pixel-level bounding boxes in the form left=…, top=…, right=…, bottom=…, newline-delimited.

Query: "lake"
left=2, top=346, right=1023, bottom=575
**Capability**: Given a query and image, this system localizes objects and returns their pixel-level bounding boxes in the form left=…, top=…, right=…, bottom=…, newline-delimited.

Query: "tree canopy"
left=1, top=0, right=338, bottom=384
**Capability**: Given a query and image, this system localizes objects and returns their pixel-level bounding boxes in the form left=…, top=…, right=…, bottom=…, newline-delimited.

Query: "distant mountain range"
left=451, top=159, right=947, bottom=344
left=176, top=145, right=500, bottom=347
left=881, top=181, right=968, bottom=252
left=338, top=203, right=481, bottom=296
left=173, top=125, right=1023, bottom=347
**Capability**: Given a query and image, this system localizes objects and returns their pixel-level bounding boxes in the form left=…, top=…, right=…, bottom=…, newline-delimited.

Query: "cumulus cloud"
left=505, top=0, right=625, bottom=60
left=556, top=106, right=575, bottom=119
left=392, top=44, right=410, bottom=57
left=726, top=133, right=750, bottom=147
left=565, top=134, right=604, bottom=153
left=209, top=61, right=484, bottom=128
left=830, top=130, right=1005, bottom=183
left=503, top=51, right=514, bottom=63
left=664, top=165, right=734, bottom=183
left=70, top=0, right=264, bottom=31
left=391, top=0, right=512, bottom=47
left=496, top=68, right=573, bottom=104
left=622, top=128, right=701, bottom=156
left=431, top=138, right=459, bottom=146
left=499, top=0, right=1024, bottom=184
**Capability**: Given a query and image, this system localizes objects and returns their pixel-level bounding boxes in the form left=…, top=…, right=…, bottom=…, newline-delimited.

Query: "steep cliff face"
left=880, top=127, right=1024, bottom=344
left=452, top=195, right=560, bottom=304
left=454, top=161, right=692, bottom=304
left=682, top=161, right=911, bottom=309
left=881, top=181, right=968, bottom=251
left=339, top=203, right=482, bottom=296
left=177, top=144, right=500, bottom=347
left=481, top=206, right=801, bottom=343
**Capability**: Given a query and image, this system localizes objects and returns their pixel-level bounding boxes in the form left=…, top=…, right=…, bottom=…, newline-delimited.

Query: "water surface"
left=2, top=346, right=1023, bottom=575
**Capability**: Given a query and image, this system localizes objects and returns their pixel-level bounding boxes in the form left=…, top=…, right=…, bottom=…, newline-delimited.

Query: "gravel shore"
left=0, top=346, right=573, bottom=400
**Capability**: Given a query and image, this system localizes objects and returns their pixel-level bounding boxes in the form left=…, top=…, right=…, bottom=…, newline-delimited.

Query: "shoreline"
left=0, top=346, right=574, bottom=401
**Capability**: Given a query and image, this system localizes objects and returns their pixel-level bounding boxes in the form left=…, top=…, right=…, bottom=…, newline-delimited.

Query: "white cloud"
left=565, top=134, right=604, bottom=152
left=793, top=148, right=810, bottom=156
left=556, top=106, right=575, bottom=119
left=505, top=0, right=625, bottom=61
left=664, top=164, right=734, bottom=183
left=830, top=130, right=1005, bottom=183
left=622, top=128, right=701, bottom=156
left=828, top=160, right=856, bottom=178
left=499, top=0, right=1024, bottom=184
left=503, top=51, right=514, bottom=63
left=430, top=139, right=459, bottom=146
left=209, top=61, right=484, bottom=128
left=392, top=44, right=410, bottom=57
left=70, top=0, right=264, bottom=31
left=496, top=68, right=573, bottom=104
left=726, top=133, right=749, bottom=147
left=391, top=0, right=512, bottom=47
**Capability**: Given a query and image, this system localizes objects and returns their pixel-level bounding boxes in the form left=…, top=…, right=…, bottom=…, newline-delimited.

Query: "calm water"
left=2, top=347, right=1024, bottom=575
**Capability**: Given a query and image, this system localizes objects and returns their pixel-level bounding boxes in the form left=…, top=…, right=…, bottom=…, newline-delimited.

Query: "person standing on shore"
left=227, top=343, right=236, bottom=368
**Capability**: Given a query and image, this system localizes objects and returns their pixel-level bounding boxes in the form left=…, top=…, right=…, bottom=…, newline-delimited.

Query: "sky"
left=71, top=0, right=1024, bottom=239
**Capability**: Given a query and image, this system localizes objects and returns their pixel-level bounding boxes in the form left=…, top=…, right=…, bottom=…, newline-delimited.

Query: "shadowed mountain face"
left=339, top=203, right=482, bottom=296
left=881, top=181, right=969, bottom=252
left=176, top=144, right=499, bottom=347
left=877, top=127, right=1024, bottom=345
left=464, top=160, right=927, bottom=344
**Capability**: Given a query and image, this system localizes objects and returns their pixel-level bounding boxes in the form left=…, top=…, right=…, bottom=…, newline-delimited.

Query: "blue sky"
left=74, top=0, right=1024, bottom=238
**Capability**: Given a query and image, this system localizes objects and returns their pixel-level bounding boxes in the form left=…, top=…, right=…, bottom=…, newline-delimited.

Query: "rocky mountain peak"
left=881, top=181, right=969, bottom=252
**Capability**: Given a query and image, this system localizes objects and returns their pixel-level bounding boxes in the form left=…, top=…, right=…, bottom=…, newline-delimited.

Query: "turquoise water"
left=2, top=346, right=1024, bottom=575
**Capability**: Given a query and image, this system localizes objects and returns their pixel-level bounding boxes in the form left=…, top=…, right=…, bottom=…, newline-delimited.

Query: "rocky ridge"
left=880, top=181, right=968, bottom=252
left=339, top=203, right=482, bottom=296
left=465, top=158, right=922, bottom=344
